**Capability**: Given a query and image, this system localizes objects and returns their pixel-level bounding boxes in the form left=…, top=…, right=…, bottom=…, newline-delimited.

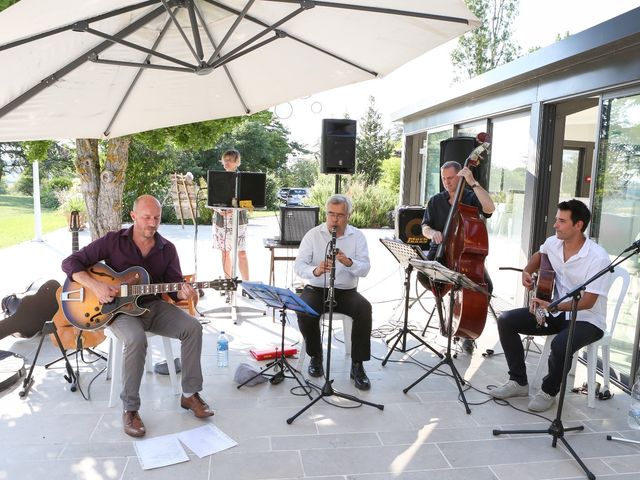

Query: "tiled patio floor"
left=1, top=216, right=639, bottom=479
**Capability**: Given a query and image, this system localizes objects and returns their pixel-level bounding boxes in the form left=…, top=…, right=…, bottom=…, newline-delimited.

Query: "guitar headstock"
left=69, top=210, right=81, bottom=232
left=215, top=278, right=240, bottom=291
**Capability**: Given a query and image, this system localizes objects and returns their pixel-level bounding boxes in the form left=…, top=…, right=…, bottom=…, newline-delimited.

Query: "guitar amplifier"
left=395, top=206, right=429, bottom=249
left=280, top=206, right=319, bottom=245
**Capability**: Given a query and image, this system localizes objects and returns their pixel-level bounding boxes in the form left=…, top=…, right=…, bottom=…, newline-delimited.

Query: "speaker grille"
left=395, top=206, right=429, bottom=249
left=321, top=119, right=356, bottom=174
left=280, top=207, right=319, bottom=245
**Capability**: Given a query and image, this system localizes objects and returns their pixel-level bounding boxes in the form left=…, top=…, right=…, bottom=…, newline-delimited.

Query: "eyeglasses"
left=327, top=212, right=347, bottom=219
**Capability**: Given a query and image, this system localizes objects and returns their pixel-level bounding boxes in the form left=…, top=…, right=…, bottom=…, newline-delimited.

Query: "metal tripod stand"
left=380, top=239, right=443, bottom=365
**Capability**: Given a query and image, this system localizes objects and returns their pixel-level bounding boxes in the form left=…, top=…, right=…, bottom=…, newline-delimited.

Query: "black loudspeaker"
left=280, top=206, right=319, bottom=245
left=440, top=136, right=489, bottom=191
left=395, top=206, right=429, bottom=249
left=321, top=119, right=356, bottom=174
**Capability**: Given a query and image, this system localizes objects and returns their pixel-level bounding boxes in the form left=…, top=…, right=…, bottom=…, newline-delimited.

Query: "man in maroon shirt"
left=62, top=195, right=213, bottom=437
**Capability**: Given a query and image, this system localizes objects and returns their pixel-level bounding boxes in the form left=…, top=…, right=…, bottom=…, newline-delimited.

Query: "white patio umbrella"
left=0, top=0, right=478, bottom=141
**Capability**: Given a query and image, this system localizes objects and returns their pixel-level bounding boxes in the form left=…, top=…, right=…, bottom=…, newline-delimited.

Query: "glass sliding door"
left=592, top=91, right=640, bottom=388
left=485, top=112, right=531, bottom=308
left=421, top=128, right=452, bottom=203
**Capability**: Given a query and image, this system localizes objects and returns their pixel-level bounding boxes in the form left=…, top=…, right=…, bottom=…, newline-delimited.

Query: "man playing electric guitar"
left=489, top=199, right=611, bottom=412
left=62, top=195, right=214, bottom=438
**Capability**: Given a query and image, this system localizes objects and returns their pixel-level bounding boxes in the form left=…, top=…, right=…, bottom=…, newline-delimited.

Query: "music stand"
left=403, top=259, right=489, bottom=413
left=204, top=171, right=266, bottom=323
left=236, top=282, right=314, bottom=398
left=379, top=238, right=443, bottom=365
left=492, top=248, right=637, bottom=480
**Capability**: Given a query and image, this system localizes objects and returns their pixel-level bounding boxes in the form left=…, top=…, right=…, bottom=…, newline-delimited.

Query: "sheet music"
left=177, top=424, right=238, bottom=458
left=134, top=434, right=189, bottom=470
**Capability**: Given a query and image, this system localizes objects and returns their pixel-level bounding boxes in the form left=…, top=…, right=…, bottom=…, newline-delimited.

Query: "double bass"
left=433, top=134, right=491, bottom=340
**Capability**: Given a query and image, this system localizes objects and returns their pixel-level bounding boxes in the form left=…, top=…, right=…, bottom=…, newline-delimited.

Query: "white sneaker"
left=528, top=390, right=556, bottom=412
left=490, top=380, right=529, bottom=399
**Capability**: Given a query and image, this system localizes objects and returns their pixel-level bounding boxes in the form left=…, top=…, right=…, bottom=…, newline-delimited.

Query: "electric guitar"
left=60, top=263, right=238, bottom=330
left=49, top=210, right=107, bottom=349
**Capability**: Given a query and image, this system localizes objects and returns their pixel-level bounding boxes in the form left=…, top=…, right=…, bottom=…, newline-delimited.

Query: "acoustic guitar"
left=49, top=211, right=107, bottom=350
left=60, top=263, right=238, bottom=330
left=531, top=253, right=556, bottom=326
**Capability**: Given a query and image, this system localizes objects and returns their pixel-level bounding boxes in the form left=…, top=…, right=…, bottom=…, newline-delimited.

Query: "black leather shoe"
left=350, top=362, right=371, bottom=390
left=308, top=356, right=324, bottom=378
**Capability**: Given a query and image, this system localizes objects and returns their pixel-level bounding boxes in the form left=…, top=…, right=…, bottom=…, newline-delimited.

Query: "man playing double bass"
left=420, top=160, right=495, bottom=353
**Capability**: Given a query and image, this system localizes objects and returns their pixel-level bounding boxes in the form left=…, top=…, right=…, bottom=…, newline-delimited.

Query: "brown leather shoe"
left=122, top=410, right=146, bottom=437
left=180, top=392, right=214, bottom=418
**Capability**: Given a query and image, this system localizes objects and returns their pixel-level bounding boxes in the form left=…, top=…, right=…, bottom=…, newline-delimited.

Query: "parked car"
left=277, top=187, right=290, bottom=203
left=286, top=188, right=309, bottom=206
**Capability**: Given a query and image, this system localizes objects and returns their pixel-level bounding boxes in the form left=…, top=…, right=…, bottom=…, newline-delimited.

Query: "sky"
left=273, top=0, right=640, bottom=150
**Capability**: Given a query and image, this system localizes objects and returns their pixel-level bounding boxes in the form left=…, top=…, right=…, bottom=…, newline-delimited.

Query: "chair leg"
left=162, top=337, right=180, bottom=395
left=342, top=315, right=353, bottom=356
left=532, top=336, right=552, bottom=391
left=587, top=344, right=598, bottom=408
left=108, top=337, right=123, bottom=408
left=602, top=345, right=611, bottom=393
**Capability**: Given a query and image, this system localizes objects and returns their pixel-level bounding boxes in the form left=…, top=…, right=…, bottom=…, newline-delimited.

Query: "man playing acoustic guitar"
left=490, top=199, right=611, bottom=412
left=62, top=195, right=213, bottom=437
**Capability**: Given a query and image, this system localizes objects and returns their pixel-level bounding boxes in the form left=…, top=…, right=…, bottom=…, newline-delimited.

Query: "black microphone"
left=623, top=239, right=640, bottom=253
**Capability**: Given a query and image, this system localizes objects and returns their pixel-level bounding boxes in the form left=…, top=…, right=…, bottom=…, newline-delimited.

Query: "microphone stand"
left=493, top=244, right=640, bottom=480
left=287, top=227, right=384, bottom=424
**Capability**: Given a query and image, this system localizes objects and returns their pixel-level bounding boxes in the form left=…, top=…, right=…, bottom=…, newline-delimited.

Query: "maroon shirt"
left=61, top=227, right=183, bottom=302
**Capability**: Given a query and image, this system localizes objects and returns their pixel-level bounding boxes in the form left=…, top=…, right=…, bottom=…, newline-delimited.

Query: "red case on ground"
left=250, top=347, right=298, bottom=361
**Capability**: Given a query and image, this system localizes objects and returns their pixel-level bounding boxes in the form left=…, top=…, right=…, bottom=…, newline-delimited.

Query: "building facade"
left=395, top=8, right=640, bottom=390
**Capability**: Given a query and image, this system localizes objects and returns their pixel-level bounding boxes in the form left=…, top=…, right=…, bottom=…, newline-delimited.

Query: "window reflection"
left=593, top=93, right=640, bottom=387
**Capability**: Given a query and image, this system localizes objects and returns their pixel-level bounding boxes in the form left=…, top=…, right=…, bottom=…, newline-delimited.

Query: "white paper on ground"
left=133, top=434, right=189, bottom=470
left=177, top=424, right=238, bottom=458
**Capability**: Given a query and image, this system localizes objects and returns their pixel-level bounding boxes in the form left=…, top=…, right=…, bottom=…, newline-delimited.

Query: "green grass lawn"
left=0, top=195, right=67, bottom=249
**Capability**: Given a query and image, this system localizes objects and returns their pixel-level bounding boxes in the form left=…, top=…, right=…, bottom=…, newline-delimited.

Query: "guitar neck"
left=123, top=279, right=235, bottom=297
left=72, top=231, right=79, bottom=253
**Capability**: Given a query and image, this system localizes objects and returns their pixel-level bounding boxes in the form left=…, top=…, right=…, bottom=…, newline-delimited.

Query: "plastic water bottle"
left=217, top=331, right=229, bottom=368
left=628, top=373, right=640, bottom=429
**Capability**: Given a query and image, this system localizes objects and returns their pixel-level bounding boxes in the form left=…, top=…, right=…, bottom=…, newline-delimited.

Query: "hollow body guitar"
left=49, top=210, right=106, bottom=349
left=61, top=263, right=237, bottom=330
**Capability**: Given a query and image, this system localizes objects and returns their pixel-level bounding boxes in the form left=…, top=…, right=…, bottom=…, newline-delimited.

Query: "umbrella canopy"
left=0, top=0, right=478, bottom=141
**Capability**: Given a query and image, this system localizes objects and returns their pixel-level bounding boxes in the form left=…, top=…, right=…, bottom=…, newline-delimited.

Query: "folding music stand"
left=204, top=171, right=266, bottom=324
left=403, top=259, right=489, bottom=413
left=379, top=238, right=443, bottom=366
left=236, top=282, right=315, bottom=398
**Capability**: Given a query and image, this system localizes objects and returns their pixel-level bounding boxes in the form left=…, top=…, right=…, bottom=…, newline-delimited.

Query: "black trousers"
left=296, top=285, right=372, bottom=362
left=497, top=308, right=603, bottom=396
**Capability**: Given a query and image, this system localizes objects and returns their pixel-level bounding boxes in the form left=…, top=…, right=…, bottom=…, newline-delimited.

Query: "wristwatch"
left=471, top=182, right=480, bottom=189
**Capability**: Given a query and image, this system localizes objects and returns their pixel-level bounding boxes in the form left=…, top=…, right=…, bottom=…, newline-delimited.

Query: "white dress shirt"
left=540, top=235, right=611, bottom=331
left=295, top=223, right=370, bottom=289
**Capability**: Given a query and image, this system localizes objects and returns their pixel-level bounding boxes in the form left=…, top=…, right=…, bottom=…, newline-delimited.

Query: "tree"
left=450, top=0, right=521, bottom=81
left=355, top=96, right=393, bottom=185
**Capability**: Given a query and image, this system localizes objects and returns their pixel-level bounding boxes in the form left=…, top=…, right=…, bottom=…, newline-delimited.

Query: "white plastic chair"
left=297, top=313, right=353, bottom=369
left=105, top=329, right=180, bottom=408
left=532, top=266, right=630, bottom=408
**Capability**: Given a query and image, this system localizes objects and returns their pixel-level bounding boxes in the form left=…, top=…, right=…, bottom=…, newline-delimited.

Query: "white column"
left=32, top=160, right=43, bottom=242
